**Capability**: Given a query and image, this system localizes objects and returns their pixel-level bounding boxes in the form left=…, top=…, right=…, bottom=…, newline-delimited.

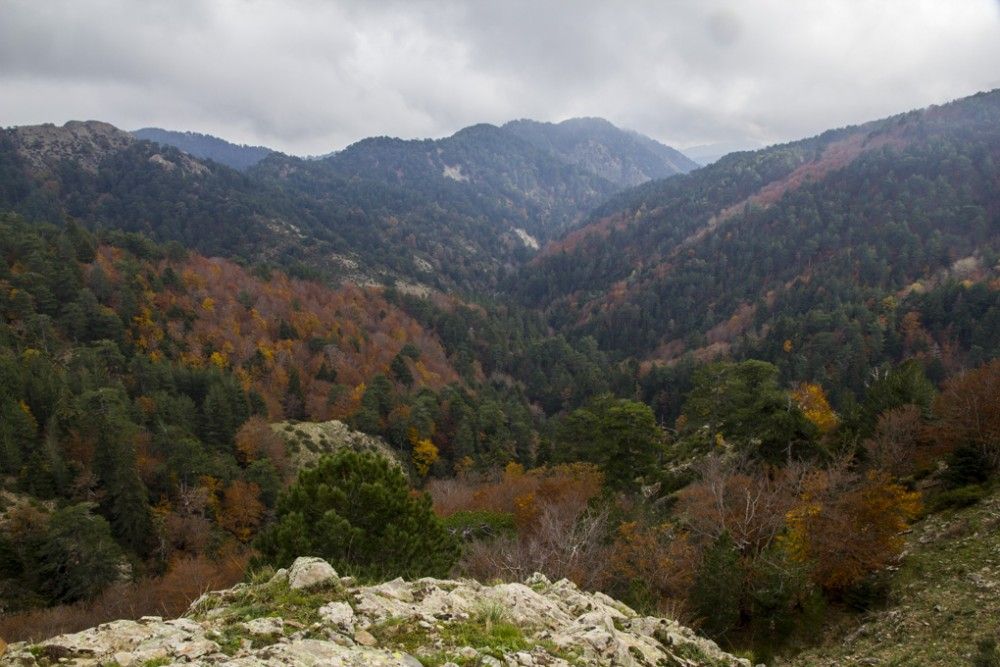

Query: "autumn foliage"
left=104, top=248, right=461, bottom=422
left=782, top=469, right=921, bottom=590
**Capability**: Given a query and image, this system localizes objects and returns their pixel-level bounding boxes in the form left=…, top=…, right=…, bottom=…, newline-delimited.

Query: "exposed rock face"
left=8, top=120, right=134, bottom=173
left=2, top=557, right=749, bottom=666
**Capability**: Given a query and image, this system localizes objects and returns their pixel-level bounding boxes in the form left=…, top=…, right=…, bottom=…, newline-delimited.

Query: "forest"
left=0, top=89, right=998, bottom=663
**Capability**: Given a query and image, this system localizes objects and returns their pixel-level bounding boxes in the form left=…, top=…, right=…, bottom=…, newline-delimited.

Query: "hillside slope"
left=517, top=89, right=1000, bottom=402
left=504, top=117, right=699, bottom=187
left=132, top=128, right=273, bottom=171
left=0, top=120, right=620, bottom=292
left=779, top=489, right=1000, bottom=666
left=1, top=557, right=749, bottom=667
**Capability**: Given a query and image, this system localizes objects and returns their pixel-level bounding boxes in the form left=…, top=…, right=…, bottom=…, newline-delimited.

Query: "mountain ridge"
left=503, top=116, right=699, bottom=187
left=132, top=127, right=274, bottom=171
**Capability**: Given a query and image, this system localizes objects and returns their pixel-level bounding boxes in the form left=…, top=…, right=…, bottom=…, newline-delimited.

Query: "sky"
left=2, top=0, right=999, bottom=156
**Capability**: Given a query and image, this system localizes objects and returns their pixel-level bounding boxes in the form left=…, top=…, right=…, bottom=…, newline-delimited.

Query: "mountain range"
left=3, top=83, right=1000, bottom=662
left=2, top=116, right=694, bottom=293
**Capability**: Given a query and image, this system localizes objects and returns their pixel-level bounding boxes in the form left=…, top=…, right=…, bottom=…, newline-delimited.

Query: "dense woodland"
left=0, top=91, right=998, bottom=662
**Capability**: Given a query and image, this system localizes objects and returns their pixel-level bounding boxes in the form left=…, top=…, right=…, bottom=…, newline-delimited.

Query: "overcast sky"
left=2, top=0, right=999, bottom=155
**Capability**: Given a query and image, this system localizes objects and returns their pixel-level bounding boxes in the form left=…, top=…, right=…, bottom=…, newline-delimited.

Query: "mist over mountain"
left=132, top=127, right=274, bottom=170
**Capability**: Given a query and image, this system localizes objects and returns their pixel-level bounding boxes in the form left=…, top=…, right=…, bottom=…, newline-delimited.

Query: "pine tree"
left=34, top=504, right=124, bottom=603
left=691, top=532, right=743, bottom=641
left=255, top=451, right=459, bottom=580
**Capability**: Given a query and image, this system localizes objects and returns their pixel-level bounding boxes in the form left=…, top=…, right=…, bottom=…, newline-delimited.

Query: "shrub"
left=930, top=485, right=987, bottom=511
left=255, top=451, right=459, bottom=580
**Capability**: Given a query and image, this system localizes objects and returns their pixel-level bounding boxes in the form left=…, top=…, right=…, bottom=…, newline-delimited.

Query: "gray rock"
left=319, top=601, right=355, bottom=629
left=287, top=556, right=339, bottom=590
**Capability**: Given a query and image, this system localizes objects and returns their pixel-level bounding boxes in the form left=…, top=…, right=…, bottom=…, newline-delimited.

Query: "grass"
left=187, top=567, right=350, bottom=656
left=368, top=599, right=539, bottom=667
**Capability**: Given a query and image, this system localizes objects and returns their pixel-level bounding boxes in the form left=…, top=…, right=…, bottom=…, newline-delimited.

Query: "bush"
left=930, top=485, right=987, bottom=511
left=255, top=451, right=459, bottom=580
left=944, top=445, right=991, bottom=489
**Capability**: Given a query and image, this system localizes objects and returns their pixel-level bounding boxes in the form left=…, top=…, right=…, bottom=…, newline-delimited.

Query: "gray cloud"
left=1, top=0, right=998, bottom=155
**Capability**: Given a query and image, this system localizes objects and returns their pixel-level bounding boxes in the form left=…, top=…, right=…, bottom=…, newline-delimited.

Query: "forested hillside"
left=517, top=89, right=1000, bottom=414
left=2, top=90, right=1000, bottom=663
left=1, top=118, right=661, bottom=293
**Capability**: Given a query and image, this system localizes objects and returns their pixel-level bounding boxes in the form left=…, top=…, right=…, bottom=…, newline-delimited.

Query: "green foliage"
left=930, top=485, right=987, bottom=511
left=944, top=445, right=992, bottom=489
left=860, top=360, right=936, bottom=435
left=553, top=395, right=664, bottom=491
left=677, top=360, right=817, bottom=463
left=255, top=451, right=459, bottom=580
left=34, top=504, right=124, bottom=603
left=691, top=532, right=743, bottom=641
left=973, top=638, right=1000, bottom=667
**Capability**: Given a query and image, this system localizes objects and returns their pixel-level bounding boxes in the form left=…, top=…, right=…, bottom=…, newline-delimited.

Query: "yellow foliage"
left=792, top=382, right=839, bottom=434
left=412, top=438, right=439, bottom=477
left=209, top=351, right=228, bottom=369
left=201, top=297, right=215, bottom=312
left=783, top=339, right=794, bottom=353
left=504, top=461, right=525, bottom=480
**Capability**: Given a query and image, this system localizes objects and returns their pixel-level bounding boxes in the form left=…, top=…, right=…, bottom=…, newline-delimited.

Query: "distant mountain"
left=680, top=140, right=766, bottom=166
left=0, top=120, right=618, bottom=292
left=313, top=122, right=618, bottom=239
left=503, top=117, right=698, bottom=187
left=516, top=89, right=1000, bottom=402
left=132, top=127, right=273, bottom=170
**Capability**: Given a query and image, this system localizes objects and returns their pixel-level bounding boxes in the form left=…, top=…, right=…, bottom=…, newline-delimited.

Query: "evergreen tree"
left=691, top=532, right=743, bottom=641
left=255, top=451, right=459, bottom=580
left=34, top=504, right=124, bottom=603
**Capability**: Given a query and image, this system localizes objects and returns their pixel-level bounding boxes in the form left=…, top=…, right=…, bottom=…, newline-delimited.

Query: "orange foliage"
left=431, top=463, right=603, bottom=520
left=676, top=456, right=800, bottom=557
left=782, top=469, right=921, bottom=591
left=234, top=416, right=288, bottom=474
left=610, top=521, right=696, bottom=609
left=929, top=359, right=1000, bottom=468
left=218, top=481, right=264, bottom=542
left=110, top=250, right=462, bottom=423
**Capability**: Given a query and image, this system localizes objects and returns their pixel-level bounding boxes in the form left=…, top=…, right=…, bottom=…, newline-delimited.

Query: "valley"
left=0, top=87, right=998, bottom=666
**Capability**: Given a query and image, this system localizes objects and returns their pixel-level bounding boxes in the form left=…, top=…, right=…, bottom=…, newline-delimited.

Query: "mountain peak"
left=7, top=120, right=133, bottom=173
left=503, top=117, right=698, bottom=187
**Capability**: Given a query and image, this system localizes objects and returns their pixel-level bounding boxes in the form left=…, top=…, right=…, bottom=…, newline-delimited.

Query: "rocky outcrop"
left=273, top=420, right=404, bottom=472
left=8, top=121, right=134, bottom=173
left=2, top=557, right=749, bottom=667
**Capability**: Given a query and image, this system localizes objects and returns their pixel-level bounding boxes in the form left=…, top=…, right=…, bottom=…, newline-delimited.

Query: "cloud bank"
left=1, top=0, right=999, bottom=154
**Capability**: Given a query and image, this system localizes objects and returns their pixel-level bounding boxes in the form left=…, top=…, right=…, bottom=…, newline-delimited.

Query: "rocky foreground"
left=1, top=557, right=749, bottom=667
